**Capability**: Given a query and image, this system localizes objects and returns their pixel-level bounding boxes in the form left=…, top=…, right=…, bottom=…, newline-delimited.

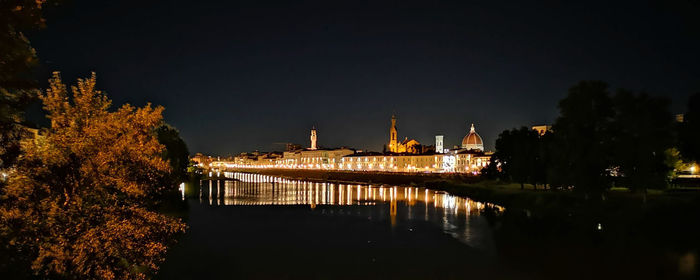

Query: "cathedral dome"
left=461, top=124, right=484, bottom=151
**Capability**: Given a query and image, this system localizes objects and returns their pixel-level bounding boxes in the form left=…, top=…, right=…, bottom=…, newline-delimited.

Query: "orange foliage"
left=0, top=72, right=186, bottom=279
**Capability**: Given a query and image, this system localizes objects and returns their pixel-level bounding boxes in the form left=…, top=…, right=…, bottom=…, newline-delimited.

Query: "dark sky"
left=29, top=0, right=700, bottom=155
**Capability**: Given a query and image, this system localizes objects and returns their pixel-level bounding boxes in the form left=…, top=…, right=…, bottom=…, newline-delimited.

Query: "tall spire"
left=470, top=123, right=475, bottom=133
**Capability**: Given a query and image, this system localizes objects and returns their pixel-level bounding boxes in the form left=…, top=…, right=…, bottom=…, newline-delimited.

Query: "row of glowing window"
left=298, top=157, right=334, bottom=163
left=341, top=157, right=463, bottom=163
left=276, top=156, right=485, bottom=165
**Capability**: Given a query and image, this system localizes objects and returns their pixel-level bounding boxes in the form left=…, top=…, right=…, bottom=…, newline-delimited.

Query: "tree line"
left=1, top=1, right=190, bottom=279
left=485, top=80, right=700, bottom=196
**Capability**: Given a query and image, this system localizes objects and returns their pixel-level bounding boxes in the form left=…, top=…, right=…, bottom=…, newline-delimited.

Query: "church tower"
left=388, top=115, right=398, bottom=153
left=435, top=135, right=444, bottom=153
left=310, top=127, right=317, bottom=150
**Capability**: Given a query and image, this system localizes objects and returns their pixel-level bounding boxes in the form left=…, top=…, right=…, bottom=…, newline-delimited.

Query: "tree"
left=679, top=92, right=700, bottom=162
left=480, top=157, right=501, bottom=180
left=0, top=0, right=48, bottom=169
left=156, top=124, right=190, bottom=182
left=664, top=148, right=683, bottom=185
left=0, top=72, right=185, bottom=279
left=493, top=127, right=540, bottom=189
left=551, top=81, right=614, bottom=195
left=533, top=131, right=553, bottom=189
left=611, top=90, right=675, bottom=193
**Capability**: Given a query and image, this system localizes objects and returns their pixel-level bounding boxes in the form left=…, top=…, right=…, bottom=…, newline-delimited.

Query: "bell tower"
left=389, top=115, right=398, bottom=153
left=310, top=126, right=317, bottom=150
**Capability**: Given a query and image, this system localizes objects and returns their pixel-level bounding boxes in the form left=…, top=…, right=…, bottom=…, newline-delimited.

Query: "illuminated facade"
left=232, top=151, right=281, bottom=167
left=396, top=138, right=421, bottom=153
left=532, top=125, right=552, bottom=136
left=281, top=148, right=355, bottom=169
left=310, top=127, right=317, bottom=150
left=435, top=135, right=444, bottom=153
left=387, top=115, right=421, bottom=154
left=223, top=149, right=490, bottom=173
left=338, top=150, right=490, bottom=173
left=192, top=153, right=215, bottom=166
left=389, top=115, right=398, bottom=152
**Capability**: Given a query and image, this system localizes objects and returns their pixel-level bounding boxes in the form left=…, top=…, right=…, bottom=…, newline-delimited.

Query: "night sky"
left=29, top=1, right=700, bottom=155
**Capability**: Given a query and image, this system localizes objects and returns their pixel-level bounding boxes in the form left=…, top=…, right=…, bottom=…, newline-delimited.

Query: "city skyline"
left=225, top=116, right=491, bottom=155
left=28, top=1, right=700, bottom=155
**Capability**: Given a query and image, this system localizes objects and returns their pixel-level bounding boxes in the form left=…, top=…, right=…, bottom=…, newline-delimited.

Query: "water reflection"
left=187, top=172, right=505, bottom=252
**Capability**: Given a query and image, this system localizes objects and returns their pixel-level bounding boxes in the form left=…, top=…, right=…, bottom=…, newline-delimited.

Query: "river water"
left=157, top=172, right=698, bottom=279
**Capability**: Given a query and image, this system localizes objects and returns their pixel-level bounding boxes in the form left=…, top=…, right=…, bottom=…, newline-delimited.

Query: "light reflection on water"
left=188, top=172, right=505, bottom=253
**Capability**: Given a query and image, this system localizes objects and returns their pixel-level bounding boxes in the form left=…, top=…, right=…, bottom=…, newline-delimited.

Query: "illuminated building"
left=455, top=150, right=491, bottom=172
left=676, top=114, right=684, bottom=123
left=191, top=153, right=214, bottom=166
left=341, top=121, right=490, bottom=172
left=397, top=138, right=421, bottom=153
left=338, top=150, right=490, bottom=173
left=461, top=123, right=484, bottom=151
left=281, top=148, right=355, bottom=169
left=387, top=114, right=421, bottom=154
left=532, top=125, right=552, bottom=136
left=435, top=135, right=444, bottom=153
left=340, top=153, right=437, bottom=172
left=388, top=114, right=398, bottom=152
left=310, top=127, right=317, bottom=150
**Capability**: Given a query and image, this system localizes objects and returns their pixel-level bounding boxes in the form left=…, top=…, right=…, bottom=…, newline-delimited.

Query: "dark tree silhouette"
left=0, top=1, right=48, bottom=169
left=679, top=92, right=700, bottom=162
left=491, top=81, right=684, bottom=194
left=494, top=127, right=540, bottom=189
left=551, top=81, right=614, bottom=195
left=611, top=90, right=675, bottom=194
left=157, top=124, right=190, bottom=182
left=480, top=157, right=501, bottom=180
left=532, top=131, right=553, bottom=189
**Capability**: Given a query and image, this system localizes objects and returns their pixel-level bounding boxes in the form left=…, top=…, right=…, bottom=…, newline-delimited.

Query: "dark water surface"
left=158, top=172, right=521, bottom=279
left=158, top=172, right=697, bottom=279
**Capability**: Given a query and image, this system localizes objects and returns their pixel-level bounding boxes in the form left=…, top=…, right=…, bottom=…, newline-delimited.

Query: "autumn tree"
left=0, top=72, right=185, bottom=279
